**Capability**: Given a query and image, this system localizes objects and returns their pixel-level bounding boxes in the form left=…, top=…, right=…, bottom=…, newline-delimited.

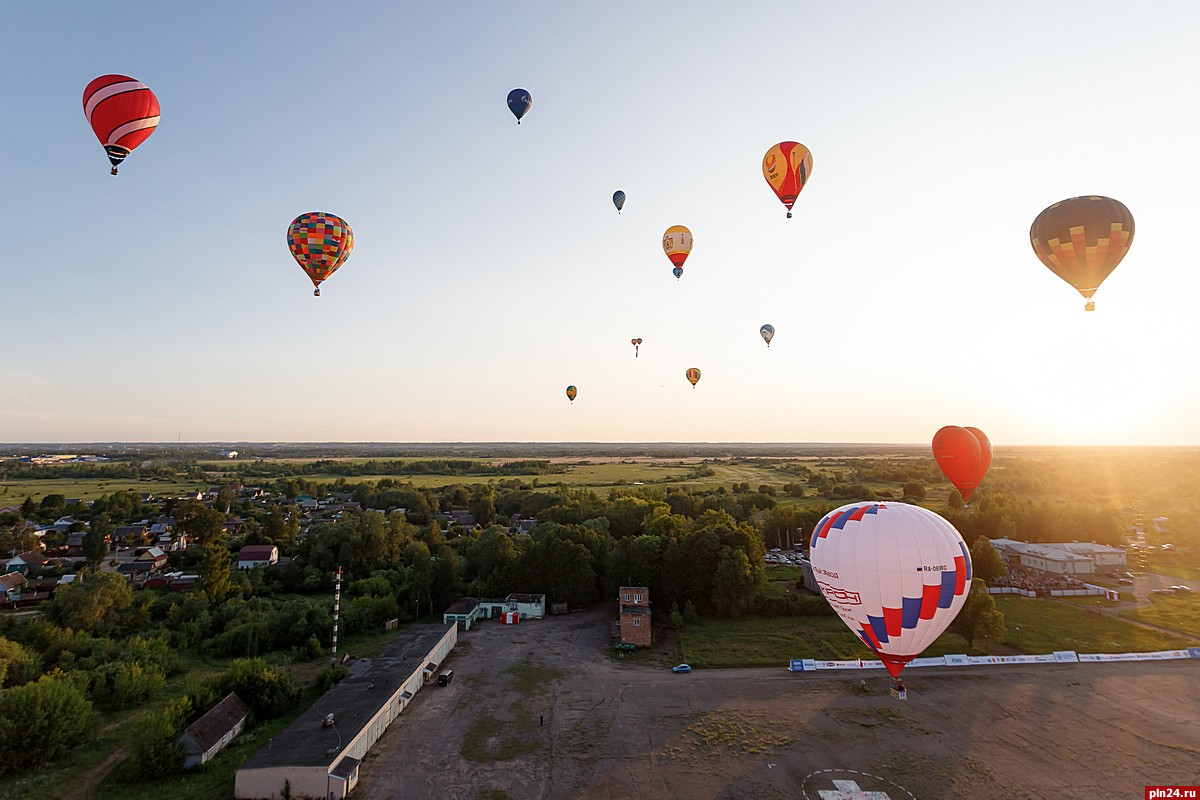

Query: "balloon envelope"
left=760, top=324, right=775, bottom=346
left=810, top=501, right=972, bottom=678
left=685, top=368, right=701, bottom=387
left=507, top=89, right=532, bottom=123
left=1030, top=196, right=1133, bottom=310
left=565, top=385, right=577, bottom=402
left=663, top=226, right=693, bottom=269
left=964, top=427, right=992, bottom=479
left=932, top=426, right=988, bottom=500
left=613, top=191, right=626, bottom=212
left=673, top=266, right=684, bottom=280
left=762, top=141, right=813, bottom=218
left=83, top=75, right=161, bottom=172
left=287, top=212, right=354, bottom=295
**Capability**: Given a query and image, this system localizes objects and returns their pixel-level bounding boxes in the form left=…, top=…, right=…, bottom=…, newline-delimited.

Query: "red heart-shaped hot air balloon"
left=932, top=426, right=989, bottom=501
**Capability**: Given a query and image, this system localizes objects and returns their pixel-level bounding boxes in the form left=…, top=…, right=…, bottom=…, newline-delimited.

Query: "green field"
left=1120, top=593, right=1200, bottom=639
left=0, top=476, right=205, bottom=504
left=994, top=595, right=1194, bottom=653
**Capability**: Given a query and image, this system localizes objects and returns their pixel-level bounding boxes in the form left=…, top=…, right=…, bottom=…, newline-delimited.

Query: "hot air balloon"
left=613, top=191, right=626, bottom=213
left=762, top=141, right=813, bottom=218
left=1030, top=196, right=1134, bottom=311
left=810, top=501, right=972, bottom=680
left=964, top=426, right=992, bottom=480
left=83, top=75, right=161, bottom=175
left=565, top=385, right=577, bottom=403
left=932, top=426, right=989, bottom=501
left=760, top=324, right=775, bottom=347
left=685, top=368, right=701, bottom=388
left=663, top=226, right=692, bottom=279
left=631, top=337, right=642, bottom=357
left=673, top=266, right=684, bottom=281
left=287, top=212, right=354, bottom=297
left=507, top=89, right=532, bottom=124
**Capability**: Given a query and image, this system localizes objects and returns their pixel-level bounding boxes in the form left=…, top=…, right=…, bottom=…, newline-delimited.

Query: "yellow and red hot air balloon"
left=565, top=385, right=577, bottom=403
left=685, top=368, right=701, bottom=388
left=663, top=226, right=693, bottom=280
left=1030, top=196, right=1134, bottom=311
left=83, top=75, right=160, bottom=175
left=762, top=141, right=813, bottom=218
left=287, top=212, right=354, bottom=297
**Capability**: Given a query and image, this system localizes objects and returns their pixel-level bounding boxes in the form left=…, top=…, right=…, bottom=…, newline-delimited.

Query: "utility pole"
left=331, top=566, right=343, bottom=668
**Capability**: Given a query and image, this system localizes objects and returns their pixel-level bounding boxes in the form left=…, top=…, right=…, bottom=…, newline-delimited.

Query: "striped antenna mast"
left=331, top=566, right=343, bottom=667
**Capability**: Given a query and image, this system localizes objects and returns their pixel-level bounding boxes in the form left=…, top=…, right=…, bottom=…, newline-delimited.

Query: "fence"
left=788, top=647, right=1200, bottom=672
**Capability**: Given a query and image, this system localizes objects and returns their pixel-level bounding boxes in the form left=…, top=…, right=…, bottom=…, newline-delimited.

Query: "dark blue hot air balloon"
left=507, top=89, right=532, bottom=124
left=673, top=266, right=683, bottom=281
left=613, top=190, right=626, bottom=213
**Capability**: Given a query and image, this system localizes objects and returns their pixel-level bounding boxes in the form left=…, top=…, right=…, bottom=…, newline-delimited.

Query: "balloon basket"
left=890, top=687, right=907, bottom=701
left=1085, top=300, right=1095, bottom=311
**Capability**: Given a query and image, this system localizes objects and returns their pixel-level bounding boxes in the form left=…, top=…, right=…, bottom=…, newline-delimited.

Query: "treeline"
left=229, top=458, right=566, bottom=479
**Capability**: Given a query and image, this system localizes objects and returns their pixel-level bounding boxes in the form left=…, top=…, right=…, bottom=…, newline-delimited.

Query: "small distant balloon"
left=760, top=324, right=775, bottom=347
left=507, top=89, right=532, bottom=124
left=663, top=226, right=693, bottom=280
left=613, top=191, right=626, bottom=213
left=287, top=212, right=354, bottom=297
left=83, top=75, right=161, bottom=175
left=762, top=141, right=813, bottom=218
left=565, top=385, right=577, bottom=403
left=673, top=266, right=684, bottom=281
left=1030, top=196, right=1133, bottom=311
left=631, top=337, right=642, bottom=357
left=685, top=368, right=701, bottom=388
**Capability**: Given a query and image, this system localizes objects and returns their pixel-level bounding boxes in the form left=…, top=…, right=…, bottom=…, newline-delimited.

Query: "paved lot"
left=358, top=607, right=1199, bottom=800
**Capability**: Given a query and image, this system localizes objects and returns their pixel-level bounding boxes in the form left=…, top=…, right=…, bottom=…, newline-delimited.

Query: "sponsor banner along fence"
left=988, top=587, right=1037, bottom=597
left=789, top=649, right=1198, bottom=672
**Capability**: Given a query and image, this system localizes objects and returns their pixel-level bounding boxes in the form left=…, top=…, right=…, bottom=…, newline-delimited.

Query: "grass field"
left=1120, top=592, right=1200, bottom=639
left=0, top=476, right=206, bottom=504
left=994, top=595, right=1195, bottom=653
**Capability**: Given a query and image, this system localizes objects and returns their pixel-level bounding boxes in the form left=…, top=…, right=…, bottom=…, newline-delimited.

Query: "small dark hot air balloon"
left=631, top=337, right=642, bottom=357
left=565, top=385, right=577, bottom=403
left=507, top=89, right=532, bottom=124
left=613, top=191, right=626, bottom=213
left=1030, top=196, right=1134, bottom=311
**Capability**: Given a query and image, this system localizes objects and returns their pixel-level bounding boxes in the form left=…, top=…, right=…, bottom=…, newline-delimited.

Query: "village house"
left=619, top=586, right=652, bottom=647
left=5, top=550, right=47, bottom=576
left=236, top=544, right=279, bottom=570
left=177, top=693, right=250, bottom=769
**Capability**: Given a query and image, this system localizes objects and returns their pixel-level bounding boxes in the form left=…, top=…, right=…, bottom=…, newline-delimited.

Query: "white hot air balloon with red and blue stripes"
left=809, top=501, right=972, bottom=679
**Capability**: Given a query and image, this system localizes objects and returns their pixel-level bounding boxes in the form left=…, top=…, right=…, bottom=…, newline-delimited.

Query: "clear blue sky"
left=4, top=1, right=1199, bottom=445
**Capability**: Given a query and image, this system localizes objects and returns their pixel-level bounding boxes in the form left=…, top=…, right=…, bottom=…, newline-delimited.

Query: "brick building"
left=618, top=586, right=652, bottom=647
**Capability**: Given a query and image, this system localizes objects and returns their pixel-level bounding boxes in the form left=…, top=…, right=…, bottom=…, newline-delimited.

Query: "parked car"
left=437, top=669, right=454, bottom=686
left=1169, top=585, right=1191, bottom=592
left=1117, top=578, right=1134, bottom=585
left=672, top=664, right=692, bottom=674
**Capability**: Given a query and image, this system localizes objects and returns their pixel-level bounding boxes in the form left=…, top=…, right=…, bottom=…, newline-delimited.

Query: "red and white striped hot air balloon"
left=83, top=75, right=160, bottom=175
left=809, top=502, right=972, bottom=680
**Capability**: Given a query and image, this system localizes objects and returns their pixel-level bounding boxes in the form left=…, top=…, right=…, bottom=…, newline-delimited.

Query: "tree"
left=176, top=501, right=227, bottom=547
left=950, top=578, right=1006, bottom=651
left=902, top=482, right=926, bottom=501
left=45, top=572, right=133, bottom=635
left=969, top=536, right=1008, bottom=585
left=197, top=545, right=233, bottom=605
left=947, top=488, right=964, bottom=510
left=20, top=497, right=35, bottom=518
left=220, top=658, right=298, bottom=719
left=0, top=636, right=37, bottom=688
left=82, top=528, right=109, bottom=570
left=121, top=698, right=187, bottom=779
left=0, top=672, right=93, bottom=769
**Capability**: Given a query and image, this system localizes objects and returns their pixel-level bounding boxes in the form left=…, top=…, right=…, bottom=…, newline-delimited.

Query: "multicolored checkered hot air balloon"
left=762, top=141, right=813, bottom=218
left=287, top=212, right=354, bottom=297
left=565, top=385, right=577, bottom=403
left=685, top=368, right=701, bottom=388
left=810, top=502, right=972, bottom=680
left=663, top=226, right=692, bottom=281
left=83, top=75, right=160, bottom=175
left=1030, top=196, right=1134, bottom=311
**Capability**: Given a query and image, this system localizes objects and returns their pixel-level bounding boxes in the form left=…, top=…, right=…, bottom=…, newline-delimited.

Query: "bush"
left=313, top=666, right=348, bottom=694
left=220, top=659, right=298, bottom=720
left=92, top=661, right=166, bottom=711
left=0, top=672, right=92, bottom=770
left=119, top=698, right=187, bottom=779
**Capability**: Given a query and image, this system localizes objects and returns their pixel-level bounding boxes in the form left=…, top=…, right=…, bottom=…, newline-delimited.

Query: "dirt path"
left=73, top=747, right=127, bottom=798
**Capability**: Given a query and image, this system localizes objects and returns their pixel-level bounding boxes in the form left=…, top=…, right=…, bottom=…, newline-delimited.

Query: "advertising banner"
left=1053, top=651, right=1079, bottom=662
